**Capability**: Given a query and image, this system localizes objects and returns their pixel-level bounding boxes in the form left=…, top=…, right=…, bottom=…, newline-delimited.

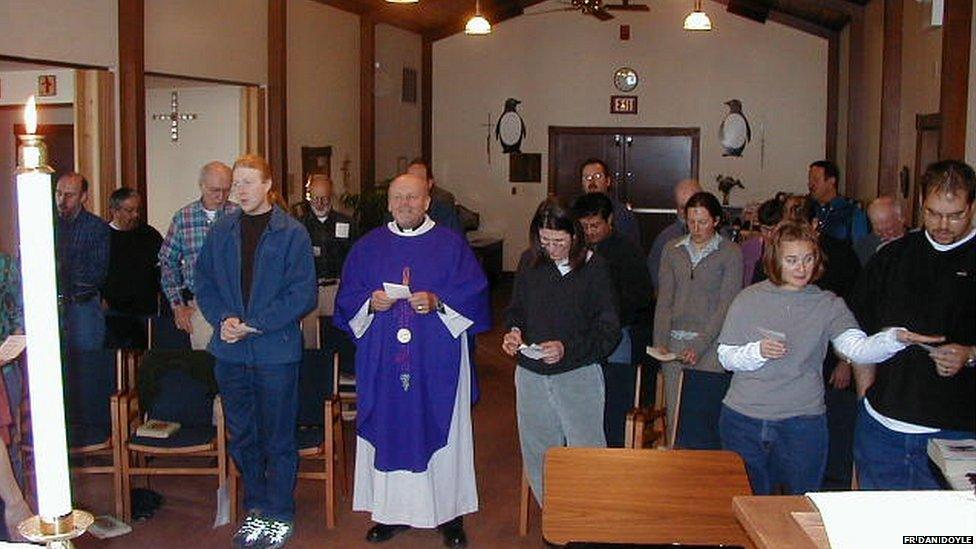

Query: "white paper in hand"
left=383, top=282, right=412, bottom=300
left=646, top=346, right=677, bottom=362
left=0, top=335, right=26, bottom=363
left=519, top=344, right=547, bottom=360
left=335, top=222, right=350, bottom=239
left=757, top=327, right=787, bottom=342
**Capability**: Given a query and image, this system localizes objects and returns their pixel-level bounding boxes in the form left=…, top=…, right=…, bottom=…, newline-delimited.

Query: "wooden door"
left=548, top=127, right=699, bottom=252
left=622, top=129, right=699, bottom=253
left=913, top=114, right=940, bottom=227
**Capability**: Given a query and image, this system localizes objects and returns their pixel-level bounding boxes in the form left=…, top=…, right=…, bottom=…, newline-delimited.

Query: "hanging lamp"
left=683, top=0, right=712, bottom=31
left=465, top=0, right=492, bottom=35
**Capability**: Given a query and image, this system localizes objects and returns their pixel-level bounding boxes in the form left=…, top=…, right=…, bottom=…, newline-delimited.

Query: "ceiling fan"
left=528, top=0, right=650, bottom=22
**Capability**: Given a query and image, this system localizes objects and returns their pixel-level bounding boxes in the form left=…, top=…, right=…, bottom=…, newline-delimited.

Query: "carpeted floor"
left=69, top=278, right=549, bottom=548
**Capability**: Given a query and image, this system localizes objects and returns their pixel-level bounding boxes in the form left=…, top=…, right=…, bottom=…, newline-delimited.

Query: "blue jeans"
left=64, top=300, right=105, bottom=351
left=719, top=405, right=828, bottom=495
left=215, top=360, right=299, bottom=522
left=854, top=401, right=975, bottom=490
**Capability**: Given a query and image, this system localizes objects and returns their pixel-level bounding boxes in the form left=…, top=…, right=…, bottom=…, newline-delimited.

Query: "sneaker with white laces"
left=256, top=519, right=294, bottom=549
left=232, top=513, right=268, bottom=548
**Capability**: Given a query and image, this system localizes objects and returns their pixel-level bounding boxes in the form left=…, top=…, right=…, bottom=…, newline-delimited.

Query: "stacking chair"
left=671, top=369, right=733, bottom=450
left=231, top=318, right=346, bottom=528
left=542, top=448, right=753, bottom=546
left=295, top=348, right=345, bottom=528
left=21, top=349, right=126, bottom=518
left=118, top=349, right=232, bottom=523
left=624, top=366, right=668, bottom=449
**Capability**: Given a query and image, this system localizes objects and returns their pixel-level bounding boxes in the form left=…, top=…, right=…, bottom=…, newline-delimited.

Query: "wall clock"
left=613, top=67, right=639, bottom=92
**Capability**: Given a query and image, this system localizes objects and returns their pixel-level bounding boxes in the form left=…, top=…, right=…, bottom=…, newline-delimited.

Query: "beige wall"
left=375, top=24, right=423, bottom=183
left=434, top=0, right=828, bottom=269
left=898, top=0, right=942, bottom=185
left=0, top=0, right=117, bottom=68
left=145, top=0, right=267, bottom=85
left=287, top=0, right=360, bottom=201
left=146, top=86, right=242, bottom=234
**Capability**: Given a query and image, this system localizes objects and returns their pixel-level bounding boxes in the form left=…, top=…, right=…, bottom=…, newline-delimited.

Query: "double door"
left=548, top=126, right=700, bottom=252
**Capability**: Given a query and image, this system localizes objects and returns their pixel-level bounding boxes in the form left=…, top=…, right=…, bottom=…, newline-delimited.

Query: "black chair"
left=147, top=315, right=191, bottom=351
left=119, top=349, right=231, bottom=523
left=672, top=370, right=733, bottom=450
left=22, top=349, right=125, bottom=518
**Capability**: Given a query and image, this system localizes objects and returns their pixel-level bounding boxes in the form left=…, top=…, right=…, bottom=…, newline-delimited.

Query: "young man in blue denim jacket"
left=195, top=154, right=316, bottom=549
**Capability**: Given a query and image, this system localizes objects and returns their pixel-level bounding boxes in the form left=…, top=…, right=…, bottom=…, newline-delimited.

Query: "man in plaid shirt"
left=158, top=161, right=236, bottom=349
left=56, top=172, right=110, bottom=351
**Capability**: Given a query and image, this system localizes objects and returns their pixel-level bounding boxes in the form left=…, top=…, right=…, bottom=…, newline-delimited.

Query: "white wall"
left=433, top=0, right=828, bottom=269
left=146, top=86, right=242, bottom=234
left=145, top=0, right=267, bottom=85
left=0, top=0, right=117, bottom=68
left=375, top=24, right=423, bottom=182
left=0, top=70, right=76, bottom=106
left=287, top=0, right=360, bottom=200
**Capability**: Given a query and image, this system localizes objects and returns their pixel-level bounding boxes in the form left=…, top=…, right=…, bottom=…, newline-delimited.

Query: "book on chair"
left=927, top=438, right=976, bottom=490
left=136, top=418, right=181, bottom=439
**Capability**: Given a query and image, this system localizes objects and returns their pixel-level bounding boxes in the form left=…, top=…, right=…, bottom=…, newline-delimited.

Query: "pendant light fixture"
left=465, top=0, right=492, bottom=35
left=683, top=0, right=712, bottom=31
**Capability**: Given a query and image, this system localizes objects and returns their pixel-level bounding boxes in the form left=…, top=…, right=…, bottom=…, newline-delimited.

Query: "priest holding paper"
left=335, top=173, right=490, bottom=548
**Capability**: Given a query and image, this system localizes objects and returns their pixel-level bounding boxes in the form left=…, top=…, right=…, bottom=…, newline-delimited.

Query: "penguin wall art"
left=719, top=99, right=751, bottom=157
left=495, top=98, right=526, bottom=154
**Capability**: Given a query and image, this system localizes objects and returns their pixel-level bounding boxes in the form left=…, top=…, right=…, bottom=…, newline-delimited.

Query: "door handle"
left=625, top=136, right=633, bottom=146
left=614, top=134, right=622, bottom=146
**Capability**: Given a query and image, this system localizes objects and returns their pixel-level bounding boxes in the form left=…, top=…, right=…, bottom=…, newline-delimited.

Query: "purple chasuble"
left=334, top=224, right=490, bottom=472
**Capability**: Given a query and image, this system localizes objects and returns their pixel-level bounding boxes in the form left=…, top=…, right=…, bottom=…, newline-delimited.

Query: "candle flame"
left=25, top=95, right=37, bottom=135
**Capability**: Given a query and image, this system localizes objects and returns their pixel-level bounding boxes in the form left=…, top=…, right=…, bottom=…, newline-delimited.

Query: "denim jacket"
left=194, top=206, right=316, bottom=364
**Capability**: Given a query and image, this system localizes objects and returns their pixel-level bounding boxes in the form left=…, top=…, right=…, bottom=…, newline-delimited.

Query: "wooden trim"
left=877, top=0, right=903, bottom=196
left=145, top=71, right=261, bottom=88
left=0, top=54, right=109, bottom=71
left=422, top=35, right=432, bottom=166
left=98, top=70, right=117, bottom=218
left=843, top=8, right=866, bottom=197
left=938, top=0, right=973, bottom=159
left=826, top=30, right=840, bottom=161
left=119, top=0, right=147, bottom=220
left=360, top=16, right=376, bottom=191
left=268, top=0, right=289, bottom=203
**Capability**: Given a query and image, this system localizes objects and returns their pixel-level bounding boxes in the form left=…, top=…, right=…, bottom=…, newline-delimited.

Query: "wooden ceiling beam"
left=315, top=0, right=430, bottom=35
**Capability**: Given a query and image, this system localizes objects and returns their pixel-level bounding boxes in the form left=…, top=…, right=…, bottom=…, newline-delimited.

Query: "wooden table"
left=733, top=496, right=829, bottom=549
left=543, top=448, right=754, bottom=547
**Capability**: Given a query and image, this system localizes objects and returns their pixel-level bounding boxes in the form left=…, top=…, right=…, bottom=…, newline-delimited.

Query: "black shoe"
left=365, top=523, right=410, bottom=543
left=437, top=521, right=467, bottom=548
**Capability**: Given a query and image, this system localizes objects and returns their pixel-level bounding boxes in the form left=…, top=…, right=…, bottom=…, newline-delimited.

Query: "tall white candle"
left=17, top=96, right=73, bottom=521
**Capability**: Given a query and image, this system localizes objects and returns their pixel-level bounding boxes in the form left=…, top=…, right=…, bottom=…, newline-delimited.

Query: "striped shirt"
left=158, top=200, right=237, bottom=305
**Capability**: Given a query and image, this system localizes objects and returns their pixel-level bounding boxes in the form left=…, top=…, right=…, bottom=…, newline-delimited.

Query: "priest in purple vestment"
left=334, top=174, right=490, bottom=548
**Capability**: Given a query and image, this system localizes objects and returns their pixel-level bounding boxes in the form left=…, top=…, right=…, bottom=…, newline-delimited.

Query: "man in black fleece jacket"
left=574, top=192, right=652, bottom=447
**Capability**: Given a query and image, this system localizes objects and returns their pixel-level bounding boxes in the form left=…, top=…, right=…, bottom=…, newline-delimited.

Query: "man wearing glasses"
left=851, top=159, right=976, bottom=490
left=580, top=158, right=641, bottom=245
left=294, top=173, right=358, bottom=283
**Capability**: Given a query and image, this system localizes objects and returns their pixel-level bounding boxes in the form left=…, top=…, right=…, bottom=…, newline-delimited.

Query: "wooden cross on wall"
left=152, top=91, right=198, bottom=142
